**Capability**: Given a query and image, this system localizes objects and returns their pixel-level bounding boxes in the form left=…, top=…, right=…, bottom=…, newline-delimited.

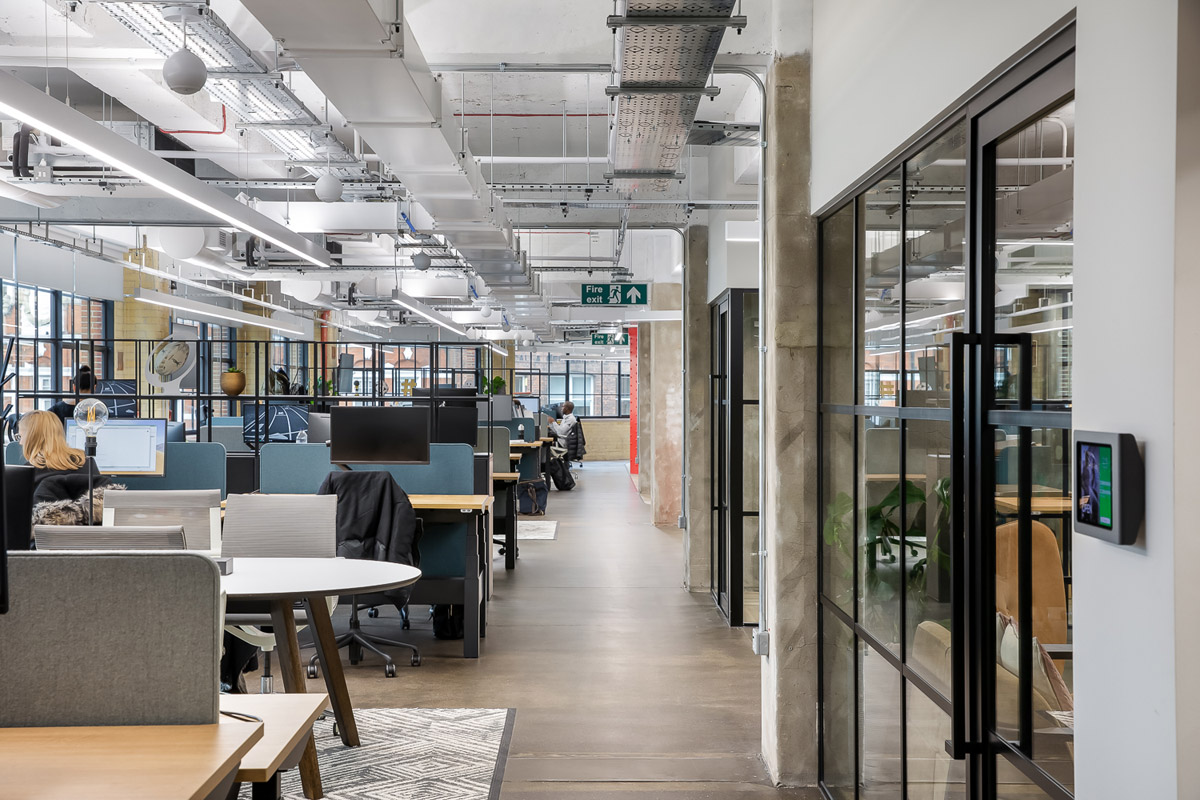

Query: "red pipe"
left=160, top=105, right=227, bottom=136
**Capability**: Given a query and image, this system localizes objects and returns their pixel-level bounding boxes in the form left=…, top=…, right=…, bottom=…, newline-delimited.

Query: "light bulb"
left=73, top=398, right=109, bottom=436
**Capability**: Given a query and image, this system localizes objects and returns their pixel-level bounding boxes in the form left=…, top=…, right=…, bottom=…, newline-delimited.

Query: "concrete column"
left=649, top=284, right=683, bottom=528
left=637, top=323, right=652, bottom=496
left=759, top=47, right=821, bottom=789
left=683, top=225, right=712, bottom=590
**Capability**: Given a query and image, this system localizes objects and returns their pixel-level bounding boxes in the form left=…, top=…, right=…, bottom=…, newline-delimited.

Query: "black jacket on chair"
left=565, top=419, right=587, bottom=462
left=317, top=470, right=421, bottom=609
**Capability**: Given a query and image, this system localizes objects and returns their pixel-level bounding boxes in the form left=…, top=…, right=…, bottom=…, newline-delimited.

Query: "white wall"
left=1072, top=2, right=1180, bottom=797
left=706, top=145, right=760, bottom=302
left=811, top=0, right=1075, bottom=211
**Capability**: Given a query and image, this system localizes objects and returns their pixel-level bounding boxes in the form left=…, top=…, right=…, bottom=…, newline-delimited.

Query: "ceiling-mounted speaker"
left=163, top=48, right=206, bottom=95
left=315, top=173, right=344, bottom=203
left=158, top=226, right=208, bottom=260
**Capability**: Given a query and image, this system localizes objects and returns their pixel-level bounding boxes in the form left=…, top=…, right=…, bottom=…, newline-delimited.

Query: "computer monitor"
left=412, top=386, right=478, bottom=409
left=65, top=418, right=167, bottom=476
left=515, top=396, right=541, bottom=415
left=435, top=406, right=479, bottom=445
left=242, top=403, right=310, bottom=444
left=308, top=411, right=331, bottom=444
left=329, top=406, right=430, bottom=465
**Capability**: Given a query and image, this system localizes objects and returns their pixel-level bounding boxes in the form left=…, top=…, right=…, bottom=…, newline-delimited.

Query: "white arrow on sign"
left=625, top=286, right=643, bottom=303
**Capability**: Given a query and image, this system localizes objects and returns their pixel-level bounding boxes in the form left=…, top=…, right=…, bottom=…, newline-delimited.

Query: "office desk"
left=222, top=694, right=327, bottom=799
left=492, top=474, right=520, bottom=570
left=404, top=494, right=491, bottom=657
left=222, top=556, right=420, bottom=792
left=510, top=441, right=543, bottom=450
left=0, top=716, right=263, bottom=800
left=993, top=496, right=1072, bottom=515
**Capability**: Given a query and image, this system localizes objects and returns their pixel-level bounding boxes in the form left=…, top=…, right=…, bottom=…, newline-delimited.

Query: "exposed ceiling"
left=0, top=0, right=772, bottom=348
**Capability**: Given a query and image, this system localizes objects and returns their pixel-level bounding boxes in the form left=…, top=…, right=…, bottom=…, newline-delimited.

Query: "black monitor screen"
left=243, top=404, right=310, bottom=444
left=330, top=406, right=430, bottom=465
left=435, top=406, right=479, bottom=445
left=97, top=379, right=137, bottom=418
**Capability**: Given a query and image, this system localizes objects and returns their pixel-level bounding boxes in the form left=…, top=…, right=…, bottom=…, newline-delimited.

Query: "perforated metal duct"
left=609, top=0, right=738, bottom=192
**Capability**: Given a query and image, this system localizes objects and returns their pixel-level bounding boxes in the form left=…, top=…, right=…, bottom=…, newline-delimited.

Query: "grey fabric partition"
left=0, top=552, right=221, bottom=727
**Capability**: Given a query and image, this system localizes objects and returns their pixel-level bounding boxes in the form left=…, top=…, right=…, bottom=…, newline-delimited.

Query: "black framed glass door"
left=817, top=22, right=1076, bottom=800
left=710, top=289, right=759, bottom=626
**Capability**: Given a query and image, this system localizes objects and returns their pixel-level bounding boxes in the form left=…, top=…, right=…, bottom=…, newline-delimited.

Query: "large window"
left=2, top=279, right=112, bottom=415
left=513, top=351, right=631, bottom=417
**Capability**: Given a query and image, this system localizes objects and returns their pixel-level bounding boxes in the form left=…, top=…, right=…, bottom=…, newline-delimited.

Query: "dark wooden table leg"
left=505, top=483, right=518, bottom=570
left=269, top=600, right=323, bottom=800
left=303, top=595, right=360, bottom=747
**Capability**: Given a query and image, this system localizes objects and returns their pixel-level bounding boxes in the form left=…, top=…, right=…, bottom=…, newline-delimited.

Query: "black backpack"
left=547, top=454, right=576, bottom=491
left=432, top=604, right=465, bottom=640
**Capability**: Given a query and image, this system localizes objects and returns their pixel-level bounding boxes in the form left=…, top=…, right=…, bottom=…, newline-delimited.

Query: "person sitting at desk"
left=21, top=409, right=111, bottom=524
left=548, top=401, right=578, bottom=447
left=48, top=365, right=95, bottom=427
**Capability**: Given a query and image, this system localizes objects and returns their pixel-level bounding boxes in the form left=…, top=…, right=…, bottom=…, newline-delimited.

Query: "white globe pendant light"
left=281, top=279, right=322, bottom=304
left=479, top=304, right=493, bottom=319
left=412, top=251, right=432, bottom=271
left=158, top=227, right=207, bottom=260
left=162, top=8, right=206, bottom=95
left=315, top=172, right=343, bottom=203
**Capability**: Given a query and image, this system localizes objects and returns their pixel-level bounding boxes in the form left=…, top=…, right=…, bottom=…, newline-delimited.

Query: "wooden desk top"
left=539, top=437, right=555, bottom=443
left=0, top=717, right=263, bottom=800
left=510, top=453, right=522, bottom=461
left=409, top=494, right=491, bottom=513
left=994, top=496, right=1072, bottom=515
left=493, top=472, right=520, bottom=481
left=221, top=694, right=327, bottom=784
left=510, top=440, right=543, bottom=449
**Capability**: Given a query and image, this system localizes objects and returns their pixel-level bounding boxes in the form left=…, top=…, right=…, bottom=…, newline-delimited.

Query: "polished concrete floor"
left=290, top=461, right=816, bottom=798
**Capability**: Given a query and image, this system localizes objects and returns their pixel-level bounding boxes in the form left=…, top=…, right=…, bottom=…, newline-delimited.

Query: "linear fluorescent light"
left=392, top=289, right=468, bottom=337
left=0, top=70, right=331, bottom=268
left=320, top=316, right=383, bottom=340
left=133, top=288, right=307, bottom=336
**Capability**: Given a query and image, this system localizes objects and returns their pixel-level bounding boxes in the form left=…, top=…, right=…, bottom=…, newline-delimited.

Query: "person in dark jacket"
left=48, top=365, right=96, bottom=427
left=21, top=410, right=105, bottom=509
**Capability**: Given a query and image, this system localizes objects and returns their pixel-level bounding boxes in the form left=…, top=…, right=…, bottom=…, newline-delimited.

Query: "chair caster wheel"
left=402, top=620, right=411, bottom=630
left=384, top=663, right=397, bottom=678
left=307, top=664, right=319, bottom=679
left=411, top=654, right=421, bottom=667
left=367, top=608, right=379, bottom=618
left=332, top=721, right=339, bottom=738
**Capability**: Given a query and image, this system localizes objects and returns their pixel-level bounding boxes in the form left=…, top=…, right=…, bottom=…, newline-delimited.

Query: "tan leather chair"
left=994, top=520, right=1068, bottom=647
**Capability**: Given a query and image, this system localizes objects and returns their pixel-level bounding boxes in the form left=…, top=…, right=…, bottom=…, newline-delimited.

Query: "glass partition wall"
left=710, top=288, right=759, bottom=626
left=818, top=29, right=1075, bottom=800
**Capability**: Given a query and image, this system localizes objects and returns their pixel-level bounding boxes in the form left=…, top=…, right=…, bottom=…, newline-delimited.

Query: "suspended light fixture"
left=479, top=304, right=493, bottom=319
left=162, top=6, right=206, bottom=95
left=314, top=172, right=343, bottom=203
left=412, top=251, right=432, bottom=271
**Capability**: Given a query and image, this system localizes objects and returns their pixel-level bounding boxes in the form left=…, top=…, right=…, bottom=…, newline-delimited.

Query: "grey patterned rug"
left=518, top=520, right=558, bottom=540
left=244, top=707, right=515, bottom=800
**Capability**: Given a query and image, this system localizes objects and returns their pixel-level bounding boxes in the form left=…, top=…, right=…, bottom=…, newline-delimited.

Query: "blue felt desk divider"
left=6, top=441, right=229, bottom=499
left=503, top=419, right=536, bottom=442
left=258, top=442, right=476, bottom=584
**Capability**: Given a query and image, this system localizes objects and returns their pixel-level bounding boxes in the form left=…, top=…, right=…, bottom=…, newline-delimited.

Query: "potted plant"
left=220, top=367, right=246, bottom=397
left=481, top=375, right=506, bottom=396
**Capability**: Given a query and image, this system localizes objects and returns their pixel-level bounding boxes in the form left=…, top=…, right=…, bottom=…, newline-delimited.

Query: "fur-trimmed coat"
left=32, top=483, right=124, bottom=527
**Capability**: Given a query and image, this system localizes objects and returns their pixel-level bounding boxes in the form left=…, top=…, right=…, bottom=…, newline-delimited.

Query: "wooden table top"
left=510, top=440, right=543, bottom=449
left=539, top=437, right=555, bottom=443
left=0, top=716, right=263, bottom=800
left=221, top=694, right=327, bottom=784
left=493, top=472, right=520, bottom=481
left=410, top=494, right=492, bottom=513
left=994, top=496, right=1073, bottom=514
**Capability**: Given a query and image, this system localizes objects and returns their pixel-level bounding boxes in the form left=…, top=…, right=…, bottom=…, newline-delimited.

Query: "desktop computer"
left=242, top=403, right=310, bottom=445
left=64, top=418, right=167, bottom=475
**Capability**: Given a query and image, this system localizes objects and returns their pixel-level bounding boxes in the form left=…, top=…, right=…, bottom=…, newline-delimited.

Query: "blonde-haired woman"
left=21, top=409, right=104, bottom=513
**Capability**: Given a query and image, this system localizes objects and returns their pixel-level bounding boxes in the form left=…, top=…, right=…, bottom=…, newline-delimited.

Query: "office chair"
left=313, top=470, right=422, bottom=678
left=103, top=489, right=222, bottom=553
left=4, top=464, right=34, bottom=550
left=222, top=493, right=338, bottom=692
left=33, top=524, right=186, bottom=550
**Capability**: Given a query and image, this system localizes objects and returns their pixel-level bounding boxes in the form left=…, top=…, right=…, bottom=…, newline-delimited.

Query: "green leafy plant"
left=482, top=375, right=506, bottom=396
left=225, top=366, right=243, bottom=374
left=823, top=477, right=952, bottom=641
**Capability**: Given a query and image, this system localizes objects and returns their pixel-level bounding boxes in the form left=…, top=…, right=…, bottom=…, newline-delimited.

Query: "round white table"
left=222, top=557, right=420, bottom=798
